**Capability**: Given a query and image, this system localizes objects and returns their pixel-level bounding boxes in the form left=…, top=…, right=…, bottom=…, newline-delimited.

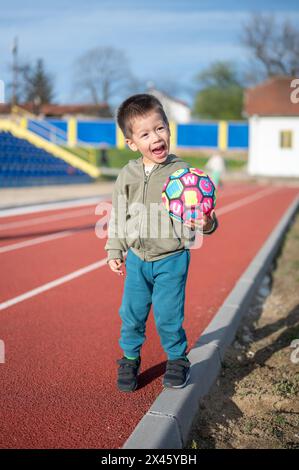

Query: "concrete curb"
left=123, top=195, right=299, bottom=449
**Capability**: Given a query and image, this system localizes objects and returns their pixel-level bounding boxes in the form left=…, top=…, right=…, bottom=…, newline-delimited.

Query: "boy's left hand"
left=185, top=209, right=216, bottom=232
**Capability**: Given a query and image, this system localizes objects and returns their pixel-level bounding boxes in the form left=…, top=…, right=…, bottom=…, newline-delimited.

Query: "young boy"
left=105, top=94, right=218, bottom=392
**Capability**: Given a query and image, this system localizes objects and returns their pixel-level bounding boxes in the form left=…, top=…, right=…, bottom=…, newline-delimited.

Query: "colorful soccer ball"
left=161, top=168, right=216, bottom=225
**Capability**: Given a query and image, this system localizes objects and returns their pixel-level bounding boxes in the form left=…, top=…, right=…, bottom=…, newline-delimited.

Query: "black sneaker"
left=163, top=358, right=191, bottom=389
left=117, top=357, right=141, bottom=392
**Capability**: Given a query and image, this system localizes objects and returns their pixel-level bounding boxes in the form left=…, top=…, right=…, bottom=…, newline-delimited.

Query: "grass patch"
left=62, top=146, right=247, bottom=171
left=107, top=148, right=246, bottom=171
left=243, top=419, right=258, bottom=434
left=273, top=378, right=299, bottom=398
left=61, top=146, right=99, bottom=166
left=273, top=415, right=287, bottom=426
left=190, top=440, right=198, bottom=449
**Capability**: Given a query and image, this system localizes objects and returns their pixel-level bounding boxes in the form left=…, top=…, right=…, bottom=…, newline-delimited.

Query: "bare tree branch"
left=73, top=47, right=136, bottom=105
left=241, top=13, right=299, bottom=78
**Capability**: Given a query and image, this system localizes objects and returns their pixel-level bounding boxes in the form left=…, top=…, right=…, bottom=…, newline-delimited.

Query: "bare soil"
left=186, top=212, right=299, bottom=449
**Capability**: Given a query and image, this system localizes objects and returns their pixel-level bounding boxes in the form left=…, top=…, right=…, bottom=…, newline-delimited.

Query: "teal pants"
left=119, top=249, right=190, bottom=360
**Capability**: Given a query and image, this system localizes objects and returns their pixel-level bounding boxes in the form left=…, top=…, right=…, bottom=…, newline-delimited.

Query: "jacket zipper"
left=139, top=165, right=157, bottom=260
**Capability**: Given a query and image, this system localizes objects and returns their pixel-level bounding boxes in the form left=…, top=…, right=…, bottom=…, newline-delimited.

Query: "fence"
left=23, top=118, right=249, bottom=150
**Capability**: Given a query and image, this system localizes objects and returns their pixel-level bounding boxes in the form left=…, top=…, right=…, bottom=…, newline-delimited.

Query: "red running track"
left=0, top=182, right=298, bottom=448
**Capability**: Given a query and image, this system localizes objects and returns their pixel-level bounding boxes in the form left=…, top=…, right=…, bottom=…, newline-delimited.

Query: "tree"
left=73, top=47, right=135, bottom=106
left=22, top=58, right=55, bottom=104
left=7, top=58, right=55, bottom=106
left=241, top=13, right=299, bottom=80
left=193, top=62, right=244, bottom=120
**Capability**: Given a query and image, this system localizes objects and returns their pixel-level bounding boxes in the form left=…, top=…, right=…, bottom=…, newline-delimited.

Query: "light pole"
left=11, top=36, right=18, bottom=106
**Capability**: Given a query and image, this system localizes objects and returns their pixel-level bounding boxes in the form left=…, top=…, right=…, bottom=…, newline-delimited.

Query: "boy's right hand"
left=108, top=258, right=124, bottom=276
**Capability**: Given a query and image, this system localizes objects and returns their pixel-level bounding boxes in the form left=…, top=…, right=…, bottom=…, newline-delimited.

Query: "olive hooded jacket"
left=104, top=154, right=217, bottom=262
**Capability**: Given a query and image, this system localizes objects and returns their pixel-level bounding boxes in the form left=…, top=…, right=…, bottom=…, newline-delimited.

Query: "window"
left=280, top=130, right=293, bottom=149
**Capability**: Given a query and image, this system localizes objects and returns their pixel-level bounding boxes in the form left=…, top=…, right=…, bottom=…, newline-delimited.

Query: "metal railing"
left=11, top=105, right=96, bottom=165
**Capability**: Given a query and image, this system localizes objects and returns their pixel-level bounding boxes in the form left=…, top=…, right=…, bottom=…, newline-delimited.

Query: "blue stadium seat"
left=0, top=131, right=92, bottom=187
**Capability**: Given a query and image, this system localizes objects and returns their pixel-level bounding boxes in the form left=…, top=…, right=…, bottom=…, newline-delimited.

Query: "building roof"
left=0, top=102, right=112, bottom=118
left=244, top=76, right=299, bottom=117
left=148, top=88, right=190, bottom=109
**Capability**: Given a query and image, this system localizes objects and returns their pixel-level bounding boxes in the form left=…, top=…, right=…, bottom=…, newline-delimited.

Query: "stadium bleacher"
left=0, top=131, right=92, bottom=187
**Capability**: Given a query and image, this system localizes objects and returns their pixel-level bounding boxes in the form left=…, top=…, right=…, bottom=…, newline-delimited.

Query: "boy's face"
left=125, top=110, right=170, bottom=165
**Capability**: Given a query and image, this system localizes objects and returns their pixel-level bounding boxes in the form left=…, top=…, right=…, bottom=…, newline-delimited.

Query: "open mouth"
left=152, top=144, right=166, bottom=156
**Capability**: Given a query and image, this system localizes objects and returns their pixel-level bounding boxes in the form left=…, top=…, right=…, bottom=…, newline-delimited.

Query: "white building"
left=148, top=88, right=191, bottom=123
left=245, top=76, right=299, bottom=177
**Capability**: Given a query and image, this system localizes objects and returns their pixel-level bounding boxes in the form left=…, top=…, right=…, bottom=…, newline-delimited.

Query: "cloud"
left=1, top=1, right=298, bottom=102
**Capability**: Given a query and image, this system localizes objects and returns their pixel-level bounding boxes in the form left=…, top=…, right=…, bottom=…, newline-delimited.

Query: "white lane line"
left=0, top=187, right=279, bottom=255
left=0, top=185, right=282, bottom=311
left=217, top=185, right=258, bottom=199
left=0, top=259, right=108, bottom=311
left=0, top=230, right=74, bottom=254
left=0, top=196, right=109, bottom=218
left=0, top=207, right=96, bottom=232
left=217, top=186, right=278, bottom=215
left=216, top=186, right=260, bottom=204
left=0, top=185, right=272, bottom=234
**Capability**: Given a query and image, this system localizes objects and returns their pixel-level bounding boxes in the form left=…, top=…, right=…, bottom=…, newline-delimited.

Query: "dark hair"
left=117, top=93, right=169, bottom=138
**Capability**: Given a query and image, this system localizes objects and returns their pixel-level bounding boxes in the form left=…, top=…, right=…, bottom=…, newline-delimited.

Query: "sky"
left=1, top=0, right=299, bottom=108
